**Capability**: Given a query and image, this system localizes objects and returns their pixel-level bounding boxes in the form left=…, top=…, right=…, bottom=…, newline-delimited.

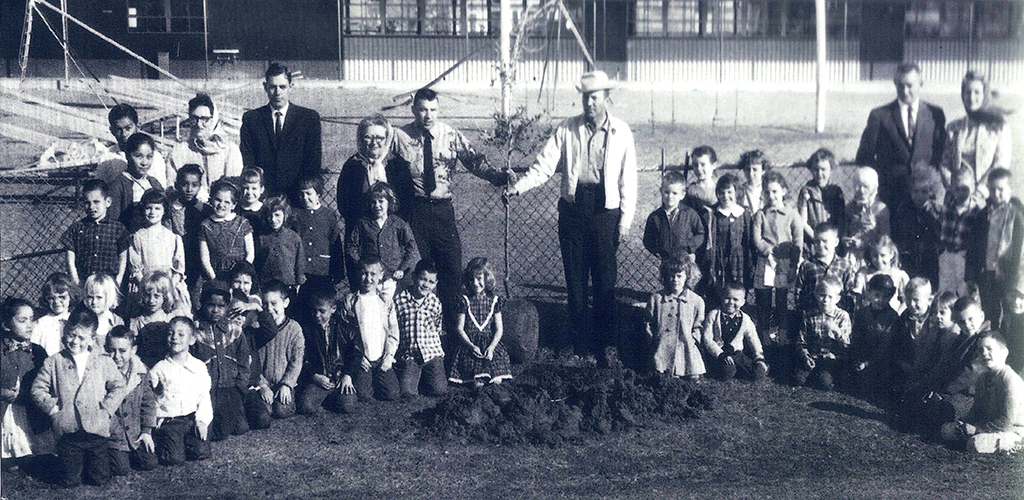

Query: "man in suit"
left=240, top=62, right=323, bottom=201
left=855, top=62, right=945, bottom=256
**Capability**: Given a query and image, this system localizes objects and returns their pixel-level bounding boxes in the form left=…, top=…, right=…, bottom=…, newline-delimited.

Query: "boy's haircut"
left=125, top=132, right=156, bottom=155
left=241, top=166, right=264, bottom=185
left=366, top=181, right=399, bottom=214
left=310, top=287, right=338, bottom=308
left=895, top=61, right=922, bottom=79
left=691, top=145, right=717, bottom=164
left=762, top=170, right=788, bottom=191
left=816, top=276, right=842, bottom=296
left=989, top=167, right=1012, bottom=184
left=463, top=257, right=496, bottom=295
left=739, top=150, right=771, bottom=172
left=265, top=62, right=291, bottom=83
left=806, top=148, right=836, bottom=171
left=67, top=307, right=99, bottom=334
left=84, top=272, right=120, bottom=310
left=659, top=257, right=701, bottom=291
left=662, top=170, right=686, bottom=188
left=953, top=296, right=983, bottom=316
left=413, top=87, right=438, bottom=104
left=82, top=178, right=110, bottom=199
left=263, top=195, right=291, bottom=221
left=143, top=271, right=178, bottom=313
left=357, top=256, right=383, bottom=275
left=210, top=179, right=239, bottom=203
left=41, top=272, right=76, bottom=306
left=296, top=173, right=325, bottom=194
left=228, top=261, right=257, bottom=283
left=200, top=285, right=231, bottom=306
left=2, top=298, right=34, bottom=325
left=187, top=93, right=215, bottom=115
left=262, top=279, right=290, bottom=300
left=175, top=164, right=204, bottom=187
left=814, top=222, right=839, bottom=238
left=140, top=188, right=169, bottom=210
left=414, top=259, right=438, bottom=278
left=715, top=173, right=740, bottom=195
left=722, top=280, right=746, bottom=296
left=905, top=276, right=933, bottom=297
left=934, top=290, right=959, bottom=311
left=167, top=316, right=197, bottom=337
left=106, top=325, right=136, bottom=346
left=978, top=330, right=1008, bottom=349
left=107, top=103, right=139, bottom=127
left=866, top=274, right=897, bottom=301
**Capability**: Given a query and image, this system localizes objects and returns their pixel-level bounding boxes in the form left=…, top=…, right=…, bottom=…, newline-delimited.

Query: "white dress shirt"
left=149, top=353, right=214, bottom=426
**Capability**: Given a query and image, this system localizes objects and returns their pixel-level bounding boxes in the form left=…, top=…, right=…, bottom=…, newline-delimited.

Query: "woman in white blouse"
left=166, top=93, right=243, bottom=201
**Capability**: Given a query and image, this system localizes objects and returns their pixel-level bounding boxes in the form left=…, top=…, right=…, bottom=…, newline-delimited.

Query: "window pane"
left=348, top=0, right=384, bottom=34
left=976, top=2, right=1013, bottom=39
left=735, top=0, right=767, bottom=36
left=667, top=0, right=700, bottom=35
left=385, top=0, right=418, bottom=34
left=466, top=0, right=490, bottom=34
left=906, top=1, right=971, bottom=38
left=635, top=0, right=665, bottom=36
left=424, top=0, right=455, bottom=34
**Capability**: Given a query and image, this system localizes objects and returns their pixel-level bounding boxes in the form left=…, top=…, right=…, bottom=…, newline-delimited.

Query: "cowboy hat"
left=576, top=70, right=616, bottom=93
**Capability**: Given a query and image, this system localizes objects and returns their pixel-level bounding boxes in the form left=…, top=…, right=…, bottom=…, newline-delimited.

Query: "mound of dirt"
left=416, top=364, right=713, bottom=446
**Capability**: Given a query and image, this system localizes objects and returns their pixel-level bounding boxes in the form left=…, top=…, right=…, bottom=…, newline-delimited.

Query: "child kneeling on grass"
left=32, top=309, right=127, bottom=487
left=104, top=326, right=158, bottom=474
left=792, top=276, right=852, bottom=391
left=148, top=316, right=212, bottom=465
left=297, top=287, right=360, bottom=415
left=395, top=260, right=448, bottom=398
left=646, top=257, right=706, bottom=381
left=701, top=282, right=768, bottom=381
left=337, top=258, right=400, bottom=407
left=192, top=287, right=251, bottom=441
left=941, top=331, right=1024, bottom=453
left=248, top=281, right=304, bottom=427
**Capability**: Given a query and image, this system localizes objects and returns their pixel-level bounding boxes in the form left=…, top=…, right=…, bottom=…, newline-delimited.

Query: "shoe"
left=753, top=360, right=769, bottom=380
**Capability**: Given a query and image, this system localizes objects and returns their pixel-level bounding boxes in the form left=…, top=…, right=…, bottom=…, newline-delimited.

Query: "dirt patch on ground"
left=416, top=363, right=713, bottom=446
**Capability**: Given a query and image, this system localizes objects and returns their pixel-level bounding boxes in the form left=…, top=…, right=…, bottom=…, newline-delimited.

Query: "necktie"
left=907, top=106, right=916, bottom=143
left=275, top=111, right=283, bottom=135
left=422, top=130, right=435, bottom=197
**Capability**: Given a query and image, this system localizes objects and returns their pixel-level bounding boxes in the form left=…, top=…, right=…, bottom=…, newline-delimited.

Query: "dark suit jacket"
left=239, top=103, right=323, bottom=198
left=855, top=100, right=945, bottom=206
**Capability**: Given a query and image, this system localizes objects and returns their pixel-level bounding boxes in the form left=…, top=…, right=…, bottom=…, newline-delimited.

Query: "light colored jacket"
left=513, top=113, right=638, bottom=234
left=31, top=350, right=128, bottom=438
left=941, top=116, right=1013, bottom=197
left=701, top=309, right=764, bottom=360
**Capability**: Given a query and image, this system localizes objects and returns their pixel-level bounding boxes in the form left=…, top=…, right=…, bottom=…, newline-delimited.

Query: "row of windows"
left=125, top=0, right=1022, bottom=39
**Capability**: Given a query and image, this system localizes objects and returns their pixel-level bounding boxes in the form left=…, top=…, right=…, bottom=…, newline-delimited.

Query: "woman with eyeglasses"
left=167, top=93, right=244, bottom=202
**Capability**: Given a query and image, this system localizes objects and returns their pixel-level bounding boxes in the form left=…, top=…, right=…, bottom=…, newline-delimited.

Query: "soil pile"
left=417, top=364, right=713, bottom=446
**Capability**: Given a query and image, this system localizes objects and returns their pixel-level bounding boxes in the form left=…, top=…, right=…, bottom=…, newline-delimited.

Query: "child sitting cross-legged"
left=191, top=287, right=251, bottom=441
left=337, top=258, right=400, bottom=406
left=395, top=260, right=448, bottom=398
left=850, top=274, right=900, bottom=397
left=31, top=309, right=127, bottom=487
left=701, top=281, right=768, bottom=381
left=646, top=257, right=706, bottom=380
left=297, top=287, right=360, bottom=415
left=247, top=280, right=304, bottom=428
left=103, top=326, right=158, bottom=475
left=941, top=331, right=1024, bottom=453
left=792, top=276, right=852, bottom=391
left=148, top=316, right=212, bottom=465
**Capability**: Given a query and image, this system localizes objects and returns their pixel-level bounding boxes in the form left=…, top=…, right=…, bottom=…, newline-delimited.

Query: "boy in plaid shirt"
left=61, top=179, right=127, bottom=286
left=932, top=167, right=983, bottom=296
left=796, top=222, right=857, bottom=313
left=793, top=277, right=852, bottom=391
left=394, top=260, right=448, bottom=397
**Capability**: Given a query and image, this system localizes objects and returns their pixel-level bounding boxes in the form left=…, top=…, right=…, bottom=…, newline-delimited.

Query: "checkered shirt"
left=798, top=307, right=852, bottom=358
left=936, top=200, right=981, bottom=253
left=394, top=289, right=445, bottom=363
left=795, top=256, right=856, bottom=311
left=60, top=216, right=127, bottom=279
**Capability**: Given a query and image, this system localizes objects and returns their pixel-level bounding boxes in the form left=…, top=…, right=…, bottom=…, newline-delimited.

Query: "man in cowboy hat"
left=505, top=70, right=638, bottom=365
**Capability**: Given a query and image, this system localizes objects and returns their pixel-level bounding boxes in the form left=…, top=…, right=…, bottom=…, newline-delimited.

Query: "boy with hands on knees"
left=148, top=317, right=211, bottom=465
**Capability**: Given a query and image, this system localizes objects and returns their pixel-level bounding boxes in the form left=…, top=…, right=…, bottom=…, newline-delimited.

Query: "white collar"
left=271, top=103, right=290, bottom=121
left=717, top=204, right=745, bottom=218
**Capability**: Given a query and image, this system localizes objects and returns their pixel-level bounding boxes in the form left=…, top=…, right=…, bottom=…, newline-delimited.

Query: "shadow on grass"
left=808, top=400, right=893, bottom=426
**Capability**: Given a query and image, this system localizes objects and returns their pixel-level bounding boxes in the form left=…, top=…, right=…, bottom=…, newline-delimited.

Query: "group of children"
left=641, top=145, right=1024, bottom=453
left=1, top=131, right=513, bottom=487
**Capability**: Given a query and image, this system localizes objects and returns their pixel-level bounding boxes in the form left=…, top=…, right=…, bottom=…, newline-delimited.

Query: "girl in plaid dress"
left=449, top=258, right=511, bottom=387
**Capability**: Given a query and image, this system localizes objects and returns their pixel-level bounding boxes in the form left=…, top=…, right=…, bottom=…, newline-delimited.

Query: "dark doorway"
left=584, top=0, right=629, bottom=79
left=859, top=2, right=906, bottom=80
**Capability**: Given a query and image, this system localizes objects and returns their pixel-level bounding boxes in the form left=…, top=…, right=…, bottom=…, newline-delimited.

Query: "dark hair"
left=241, top=166, right=264, bottom=185
left=414, top=259, right=438, bottom=278
left=866, top=274, right=897, bottom=302
left=739, top=150, right=771, bottom=173
left=139, top=188, right=169, bottom=212
left=106, top=325, right=136, bottom=346
left=262, top=279, right=290, bottom=300
left=187, top=93, right=215, bottom=115
left=41, top=272, right=76, bottom=309
left=662, top=170, right=686, bottom=187
left=200, top=286, right=231, bottom=306
left=953, top=296, right=982, bottom=316
left=175, top=164, right=204, bottom=188
left=413, top=88, right=438, bottom=105
left=125, top=132, right=156, bottom=156
left=228, top=261, right=257, bottom=284
left=296, top=173, right=324, bottom=195
left=210, top=179, right=239, bottom=204
left=977, top=330, right=1008, bottom=350
left=263, top=196, right=291, bottom=222
left=82, top=179, right=110, bottom=198
left=721, top=281, right=746, bottom=296
left=67, top=307, right=99, bottom=334
left=715, top=173, right=740, bottom=195
left=2, top=298, right=34, bottom=328
left=934, top=291, right=959, bottom=312
left=310, top=287, right=338, bottom=308
left=264, top=62, right=291, bottom=83
left=463, top=257, right=496, bottom=296
left=989, top=167, right=1012, bottom=184
left=366, top=182, right=398, bottom=215
left=691, top=145, right=717, bottom=164
left=357, top=114, right=390, bottom=141
left=814, top=222, right=839, bottom=238
left=659, top=257, right=701, bottom=291
left=895, top=62, right=922, bottom=79
left=762, top=170, right=788, bottom=192
left=806, top=148, right=836, bottom=172
left=107, top=103, right=139, bottom=127
left=357, top=256, right=384, bottom=276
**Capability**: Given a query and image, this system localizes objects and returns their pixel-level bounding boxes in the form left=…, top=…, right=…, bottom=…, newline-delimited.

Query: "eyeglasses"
left=361, top=135, right=387, bottom=144
left=190, top=115, right=213, bottom=124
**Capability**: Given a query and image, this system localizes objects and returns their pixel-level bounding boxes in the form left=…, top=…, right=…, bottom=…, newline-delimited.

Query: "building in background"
left=3, top=0, right=1021, bottom=84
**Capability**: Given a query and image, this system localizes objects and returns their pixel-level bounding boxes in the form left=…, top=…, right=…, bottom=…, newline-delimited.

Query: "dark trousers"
left=792, top=355, right=848, bottom=390
left=56, top=431, right=110, bottom=487
left=404, top=198, right=463, bottom=334
left=244, top=388, right=296, bottom=430
left=296, top=382, right=356, bottom=414
left=153, top=413, right=211, bottom=466
left=353, top=365, right=401, bottom=403
left=708, top=351, right=762, bottom=381
left=108, top=445, right=158, bottom=476
left=398, top=356, right=448, bottom=397
left=209, top=386, right=248, bottom=442
left=557, top=186, right=620, bottom=355
left=979, top=272, right=1006, bottom=327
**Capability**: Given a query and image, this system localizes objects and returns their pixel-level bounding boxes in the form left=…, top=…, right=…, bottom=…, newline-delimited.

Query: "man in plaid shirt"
left=394, top=260, right=447, bottom=397
left=60, top=179, right=127, bottom=285
left=793, top=277, right=852, bottom=391
left=796, top=222, right=857, bottom=312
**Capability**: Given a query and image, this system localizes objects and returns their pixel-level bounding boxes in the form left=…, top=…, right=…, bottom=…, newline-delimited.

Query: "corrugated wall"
left=907, top=39, right=1024, bottom=85
left=343, top=37, right=585, bottom=83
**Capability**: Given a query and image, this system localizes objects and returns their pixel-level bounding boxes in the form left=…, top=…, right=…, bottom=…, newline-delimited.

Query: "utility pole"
left=61, top=0, right=69, bottom=83
left=499, top=0, right=512, bottom=118
left=815, top=0, right=826, bottom=133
